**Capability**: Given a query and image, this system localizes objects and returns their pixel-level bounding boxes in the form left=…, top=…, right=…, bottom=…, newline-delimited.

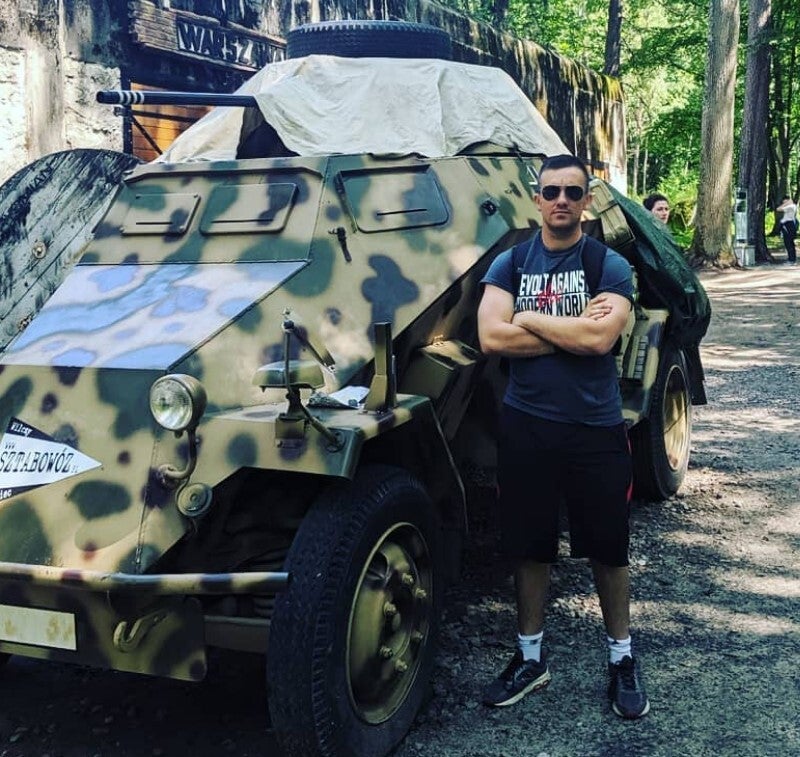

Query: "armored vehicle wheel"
left=631, top=345, right=692, bottom=501
left=286, top=20, right=453, bottom=60
left=267, top=465, right=442, bottom=757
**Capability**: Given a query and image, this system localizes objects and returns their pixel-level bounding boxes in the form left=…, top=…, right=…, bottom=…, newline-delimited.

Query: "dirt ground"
left=1, top=262, right=799, bottom=757
left=393, top=262, right=800, bottom=757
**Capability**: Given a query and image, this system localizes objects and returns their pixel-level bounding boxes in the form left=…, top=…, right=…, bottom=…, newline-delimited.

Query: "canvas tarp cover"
left=611, top=186, right=711, bottom=349
left=156, top=56, right=569, bottom=162
left=153, top=54, right=708, bottom=349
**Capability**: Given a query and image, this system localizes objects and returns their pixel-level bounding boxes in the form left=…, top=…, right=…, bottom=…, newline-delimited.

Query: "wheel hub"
left=346, top=522, right=433, bottom=724
left=663, top=363, right=690, bottom=471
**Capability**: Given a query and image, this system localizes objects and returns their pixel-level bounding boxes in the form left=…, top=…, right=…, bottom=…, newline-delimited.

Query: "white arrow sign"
left=0, top=417, right=101, bottom=501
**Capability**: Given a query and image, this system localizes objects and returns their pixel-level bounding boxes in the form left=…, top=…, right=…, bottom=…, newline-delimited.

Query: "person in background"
left=477, top=154, right=649, bottom=720
left=777, top=196, right=797, bottom=265
left=643, top=193, right=670, bottom=225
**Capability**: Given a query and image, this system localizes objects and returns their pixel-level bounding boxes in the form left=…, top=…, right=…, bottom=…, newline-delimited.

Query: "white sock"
left=517, top=631, right=543, bottom=662
left=607, top=635, right=632, bottom=664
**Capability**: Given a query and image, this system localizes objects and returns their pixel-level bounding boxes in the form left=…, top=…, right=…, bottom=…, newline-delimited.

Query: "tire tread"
left=287, top=20, right=452, bottom=60
left=267, top=465, right=439, bottom=757
left=631, top=345, right=692, bottom=501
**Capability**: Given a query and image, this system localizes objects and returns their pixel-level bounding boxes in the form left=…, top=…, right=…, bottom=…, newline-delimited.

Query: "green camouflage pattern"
left=0, top=144, right=701, bottom=688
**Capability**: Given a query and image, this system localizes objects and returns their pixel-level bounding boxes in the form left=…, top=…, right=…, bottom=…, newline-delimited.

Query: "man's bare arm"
left=512, top=292, right=631, bottom=356
left=478, top=284, right=556, bottom=357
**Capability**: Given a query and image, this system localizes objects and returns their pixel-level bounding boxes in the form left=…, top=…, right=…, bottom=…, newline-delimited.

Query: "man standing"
left=477, top=154, right=649, bottom=719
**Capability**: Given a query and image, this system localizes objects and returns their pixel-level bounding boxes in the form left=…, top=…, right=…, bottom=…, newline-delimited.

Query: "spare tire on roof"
left=286, top=20, right=452, bottom=60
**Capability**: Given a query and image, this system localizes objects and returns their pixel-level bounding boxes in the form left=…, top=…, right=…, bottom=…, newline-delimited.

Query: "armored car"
left=0, top=23, right=709, bottom=757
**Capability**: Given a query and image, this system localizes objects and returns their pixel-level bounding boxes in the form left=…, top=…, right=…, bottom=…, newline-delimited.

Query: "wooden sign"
left=129, top=0, right=286, bottom=71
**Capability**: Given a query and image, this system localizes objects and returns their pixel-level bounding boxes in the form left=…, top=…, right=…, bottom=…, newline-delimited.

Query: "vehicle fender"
left=192, top=395, right=465, bottom=533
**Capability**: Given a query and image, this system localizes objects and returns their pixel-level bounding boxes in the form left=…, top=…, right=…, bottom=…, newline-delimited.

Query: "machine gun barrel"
left=97, top=90, right=258, bottom=108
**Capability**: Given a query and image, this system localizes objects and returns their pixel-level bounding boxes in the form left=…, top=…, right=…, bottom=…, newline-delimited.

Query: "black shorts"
left=497, top=405, right=632, bottom=567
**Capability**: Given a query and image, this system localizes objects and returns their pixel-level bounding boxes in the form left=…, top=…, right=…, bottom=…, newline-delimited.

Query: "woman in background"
left=777, top=196, right=797, bottom=264
left=643, top=193, right=670, bottom=225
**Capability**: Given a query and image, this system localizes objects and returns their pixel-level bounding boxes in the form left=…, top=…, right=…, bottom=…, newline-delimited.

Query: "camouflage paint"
left=0, top=141, right=693, bottom=691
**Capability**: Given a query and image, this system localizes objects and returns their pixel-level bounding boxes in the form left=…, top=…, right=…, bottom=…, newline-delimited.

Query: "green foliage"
left=655, top=165, right=701, bottom=246
left=439, top=0, right=799, bottom=224
left=770, top=0, right=800, bottom=195
left=621, top=0, right=708, bottom=198
left=639, top=94, right=704, bottom=188
left=444, top=0, right=498, bottom=25
left=506, top=0, right=610, bottom=69
left=450, top=0, right=712, bottom=198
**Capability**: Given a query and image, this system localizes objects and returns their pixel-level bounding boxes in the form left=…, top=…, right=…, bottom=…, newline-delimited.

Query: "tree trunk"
left=690, top=0, right=740, bottom=266
left=768, top=0, right=798, bottom=231
left=604, top=0, right=623, bottom=77
left=774, top=50, right=789, bottom=188
left=629, top=105, right=645, bottom=196
left=643, top=146, right=649, bottom=193
left=738, top=0, right=773, bottom=262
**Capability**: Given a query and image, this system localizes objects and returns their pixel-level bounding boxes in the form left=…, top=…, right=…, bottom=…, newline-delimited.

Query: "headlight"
left=149, top=374, right=207, bottom=432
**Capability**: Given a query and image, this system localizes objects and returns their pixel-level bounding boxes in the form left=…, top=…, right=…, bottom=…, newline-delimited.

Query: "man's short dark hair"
left=643, top=193, right=669, bottom=211
left=539, top=154, right=591, bottom=190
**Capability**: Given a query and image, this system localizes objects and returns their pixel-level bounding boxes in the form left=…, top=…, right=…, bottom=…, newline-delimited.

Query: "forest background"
left=442, top=0, right=798, bottom=265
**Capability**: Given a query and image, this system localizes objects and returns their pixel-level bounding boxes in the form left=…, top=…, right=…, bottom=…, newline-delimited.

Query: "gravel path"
left=1, top=264, right=799, bottom=757
left=395, top=264, right=800, bottom=757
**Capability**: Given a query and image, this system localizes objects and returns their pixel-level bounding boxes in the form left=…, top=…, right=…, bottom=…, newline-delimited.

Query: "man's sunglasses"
left=540, top=185, right=586, bottom=202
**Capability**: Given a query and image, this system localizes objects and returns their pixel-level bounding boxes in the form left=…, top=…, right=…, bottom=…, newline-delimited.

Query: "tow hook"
left=113, top=609, right=167, bottom=652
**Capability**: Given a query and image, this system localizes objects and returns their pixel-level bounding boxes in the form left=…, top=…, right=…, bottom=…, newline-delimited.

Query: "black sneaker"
left=608, top=655, right=650, bottom=719
left=482, top=650, right=551, bottom=707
